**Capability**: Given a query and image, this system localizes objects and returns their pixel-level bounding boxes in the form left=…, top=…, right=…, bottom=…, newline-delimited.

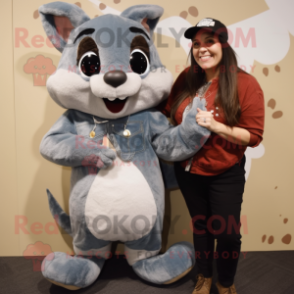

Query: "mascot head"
left=39, top=2, right=173, bottom=119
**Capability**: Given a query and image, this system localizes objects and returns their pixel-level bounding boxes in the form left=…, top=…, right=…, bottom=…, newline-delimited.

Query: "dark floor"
left=1, top=251, right=294, bottom=294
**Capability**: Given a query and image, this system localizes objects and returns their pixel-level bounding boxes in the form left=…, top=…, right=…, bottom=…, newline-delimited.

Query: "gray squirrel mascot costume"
left=38, top=1, right=210, bottom=290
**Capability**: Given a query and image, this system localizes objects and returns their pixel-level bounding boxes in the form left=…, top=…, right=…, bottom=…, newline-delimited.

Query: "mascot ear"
left=38, top=2, right=90, bottom=53
left=121, top=5, right=164, bottom=37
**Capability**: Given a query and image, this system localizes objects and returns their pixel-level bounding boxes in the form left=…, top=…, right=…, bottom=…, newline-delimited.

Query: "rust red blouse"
left=162, top=68, right=265, bottom=176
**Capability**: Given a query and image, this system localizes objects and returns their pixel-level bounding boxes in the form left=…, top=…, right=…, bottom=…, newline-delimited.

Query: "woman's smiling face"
left=192, top=30, right=223, bottom=72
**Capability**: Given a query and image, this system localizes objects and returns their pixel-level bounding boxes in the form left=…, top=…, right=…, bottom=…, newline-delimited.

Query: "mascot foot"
left=41, top=252, right=105, bottom=290
left=132, top=242, right=195, bottom=284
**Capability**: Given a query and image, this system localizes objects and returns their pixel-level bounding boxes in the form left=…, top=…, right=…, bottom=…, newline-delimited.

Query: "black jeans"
left=174, top=155, right=246, bottom=287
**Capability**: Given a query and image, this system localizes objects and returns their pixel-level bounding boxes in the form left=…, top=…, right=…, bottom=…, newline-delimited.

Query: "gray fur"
left=39, top=2, right=90, bottom=52
left=121, top=5, right=163, bottom=36
left=39, top=2, right=211, bottom=289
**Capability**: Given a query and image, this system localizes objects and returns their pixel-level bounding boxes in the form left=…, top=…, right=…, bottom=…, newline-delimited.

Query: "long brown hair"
left=170, top=35, right=246, bottom=126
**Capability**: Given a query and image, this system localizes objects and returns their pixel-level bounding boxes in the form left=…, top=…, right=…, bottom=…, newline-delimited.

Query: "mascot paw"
left=41, top=252, right=105, bottom=290
left=132, top=242, right=195, bottom=284
left=98, top=148, right=117, bottom=169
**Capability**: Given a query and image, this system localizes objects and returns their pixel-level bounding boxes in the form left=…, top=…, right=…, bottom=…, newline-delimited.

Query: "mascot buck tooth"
left=39, top=1, right=210, bottom=290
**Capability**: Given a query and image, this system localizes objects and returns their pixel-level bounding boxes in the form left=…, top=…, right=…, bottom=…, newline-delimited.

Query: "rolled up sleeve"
left=238, top=78, right=265, bottom=148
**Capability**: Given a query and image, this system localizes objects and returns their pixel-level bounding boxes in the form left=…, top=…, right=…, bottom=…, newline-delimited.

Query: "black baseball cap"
left=184, top=18, right=228, bottom=43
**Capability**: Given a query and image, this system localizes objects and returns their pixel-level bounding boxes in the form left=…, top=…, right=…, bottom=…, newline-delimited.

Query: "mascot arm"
left=151, top=97, right=211, bottom=161
left=40, top=110, right=115, bottom=168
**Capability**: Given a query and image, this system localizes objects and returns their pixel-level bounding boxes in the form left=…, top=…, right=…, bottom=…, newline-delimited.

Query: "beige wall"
left=0, top=0, right=20, bottom=256
left=1, top=0, right=293, bottom=256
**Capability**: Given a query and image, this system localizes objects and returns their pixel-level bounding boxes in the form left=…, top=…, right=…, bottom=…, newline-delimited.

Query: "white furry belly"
left=85, top=155, right=157, bottom=242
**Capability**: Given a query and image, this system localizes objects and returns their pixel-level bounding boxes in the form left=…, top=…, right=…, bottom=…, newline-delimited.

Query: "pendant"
left=89, top=131, right=95, bottom=138
left=123, top=129, right=131, bottom=137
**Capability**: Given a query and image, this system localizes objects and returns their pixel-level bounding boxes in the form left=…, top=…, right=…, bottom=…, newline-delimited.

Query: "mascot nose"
left=104, top=70, right=127, bottom=88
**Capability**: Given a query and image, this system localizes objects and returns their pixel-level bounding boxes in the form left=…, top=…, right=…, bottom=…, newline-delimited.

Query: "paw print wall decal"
left=180, top=6, right=198, bottom=19
left=282, top=234, right=292, bottom=245
left=263, top=67, right=269, bottom=76
left=268, top=236, right=274, bottom=244
left=261, top=235, right=274, bottom=244
left=99, top=2, right=106, bottom=10
left=262, top=216, right=292, bottom=245
left=33, top=10, right=39, bottom=19
left=267, top=98, right=283, bottom=119
left=263, top=64, right=281, bottom=77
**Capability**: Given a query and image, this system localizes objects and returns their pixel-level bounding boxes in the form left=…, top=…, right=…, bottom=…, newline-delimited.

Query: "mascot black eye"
left=78, top=51, right=100, bottom=78
left=130, top=49, right=150, bottom=77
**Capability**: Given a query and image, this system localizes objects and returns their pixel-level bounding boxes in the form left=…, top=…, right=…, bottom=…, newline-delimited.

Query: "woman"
left=162, top=18, right=264, bottom=294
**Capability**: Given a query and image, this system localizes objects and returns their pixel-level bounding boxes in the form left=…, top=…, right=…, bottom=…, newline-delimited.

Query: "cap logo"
left=197, top=18, right=215, bottom=27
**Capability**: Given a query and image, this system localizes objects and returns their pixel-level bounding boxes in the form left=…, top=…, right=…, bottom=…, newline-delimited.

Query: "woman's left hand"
left=196, top=108, right=220, bottom=132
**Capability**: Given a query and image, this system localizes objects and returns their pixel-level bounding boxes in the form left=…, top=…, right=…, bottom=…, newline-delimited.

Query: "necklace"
left=198, top=81, right=211, bottom=98
left=90, top=116, right=131, bottom=138
left=123, top=129, right=131, bottom=137
left=197, top=81, right=211, bottom=107
left=122, top=116, right=131, bottom=137
left=90, top=118, right=108, bottom=138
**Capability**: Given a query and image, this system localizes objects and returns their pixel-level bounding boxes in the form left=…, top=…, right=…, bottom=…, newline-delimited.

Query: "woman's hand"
left=196, top=108, right=251, bottom=145
left=196, top=108, right=220, bottom=132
